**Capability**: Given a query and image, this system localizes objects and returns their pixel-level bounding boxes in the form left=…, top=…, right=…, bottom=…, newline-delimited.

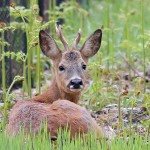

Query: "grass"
left=0, top=0, right=150, bottom=149
left=0, top=129, right=149, bottom=150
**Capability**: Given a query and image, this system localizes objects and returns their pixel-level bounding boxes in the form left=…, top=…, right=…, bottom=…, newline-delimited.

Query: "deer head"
left=39, top=25, right=102, bottom=95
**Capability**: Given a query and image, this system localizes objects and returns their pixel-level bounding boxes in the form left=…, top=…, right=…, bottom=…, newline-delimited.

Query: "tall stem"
left=125, top=0, right=131, bottom=79
left=22, top=60, right=27, bottom=98
left=36, top=43, right=41, bottom=94
left=1, top=31, right=6, bottom=101
left=18, top=8, right=32, bottom=97
left=27, top=35, right=32, bottom=98
left=106, top=0, right=110, bottom=71
left=141, top=0, right=146, bottom=92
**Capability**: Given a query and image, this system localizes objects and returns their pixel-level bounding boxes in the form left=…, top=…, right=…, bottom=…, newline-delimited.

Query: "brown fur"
left=32, top=77, right=81, bottom=103
left=7, top=100, right=103, bottom=138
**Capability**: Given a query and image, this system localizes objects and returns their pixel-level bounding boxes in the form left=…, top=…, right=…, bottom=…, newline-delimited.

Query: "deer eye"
left=59, top=65, right=65, bottom=71
left=82, top=64, right=86, bottom=70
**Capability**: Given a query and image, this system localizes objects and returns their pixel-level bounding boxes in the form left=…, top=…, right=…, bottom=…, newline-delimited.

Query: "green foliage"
left=1, top=76, right=24, bottom=130
left=0, top=130, right=149, bottom=150
left=1, top=51, right=26, bottom=62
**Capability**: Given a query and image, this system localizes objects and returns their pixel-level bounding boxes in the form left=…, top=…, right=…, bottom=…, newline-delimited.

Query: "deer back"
left=7, top=100, right=103, bottom=138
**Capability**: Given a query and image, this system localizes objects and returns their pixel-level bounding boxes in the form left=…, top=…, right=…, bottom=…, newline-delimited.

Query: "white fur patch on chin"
left=69, top=85, right=83, bottom=92
left=69, top=88, right=82, bottom=92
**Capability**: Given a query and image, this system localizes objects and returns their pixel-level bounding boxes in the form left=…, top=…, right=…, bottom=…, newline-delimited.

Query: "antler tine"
left=72, top=28, right=82, bottom=50
left=55, top=24, right=69, bottom=50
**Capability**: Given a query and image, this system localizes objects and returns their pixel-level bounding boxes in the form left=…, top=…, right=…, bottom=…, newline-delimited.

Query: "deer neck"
left=54, top=77, right=81, bottom=103
left=33, top=77, right=81, bottom=104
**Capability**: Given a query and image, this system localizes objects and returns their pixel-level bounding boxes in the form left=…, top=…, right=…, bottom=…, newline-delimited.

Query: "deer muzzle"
left=68, top=78, right=83, bottom=90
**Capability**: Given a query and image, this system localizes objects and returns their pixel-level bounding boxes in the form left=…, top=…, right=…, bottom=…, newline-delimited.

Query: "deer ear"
left=39, top=30, right=62, bottom=60
left=80, top=29, right=102, bottom=61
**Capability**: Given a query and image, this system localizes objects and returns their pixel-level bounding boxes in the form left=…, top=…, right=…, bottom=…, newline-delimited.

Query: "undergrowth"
left=0, top=129, right=149, bottom=150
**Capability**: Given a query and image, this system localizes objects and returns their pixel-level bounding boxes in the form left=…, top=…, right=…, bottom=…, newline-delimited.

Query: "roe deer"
left=7, top=100, right=103, bottom=138
left=32, top=25, right=102, bottom=104
left=7, top=26, right=103, bottom=139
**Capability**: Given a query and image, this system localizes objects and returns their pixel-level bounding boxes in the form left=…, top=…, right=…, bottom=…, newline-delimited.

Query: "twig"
left=119, top=52, right=144, bottom=79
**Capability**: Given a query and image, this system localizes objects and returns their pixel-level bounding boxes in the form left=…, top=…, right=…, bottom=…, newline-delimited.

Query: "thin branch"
left=119, top=52, right=144, bottom=79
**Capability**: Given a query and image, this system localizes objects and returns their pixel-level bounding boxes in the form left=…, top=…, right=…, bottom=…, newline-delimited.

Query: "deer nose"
left=70, top=79, right=83, bottom=89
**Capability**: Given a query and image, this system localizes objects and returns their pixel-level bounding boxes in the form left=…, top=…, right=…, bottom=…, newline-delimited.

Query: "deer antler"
left=55, top=25, right=69, bottom=51
left=72, top=28, right=82, bottom=50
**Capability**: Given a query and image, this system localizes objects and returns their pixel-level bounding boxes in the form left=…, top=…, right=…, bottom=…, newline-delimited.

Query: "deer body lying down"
left=7, top=100, right=103, bottom=138
left=32, top=26, right=102, bottom=104
left=7, top=27, right=103, bottom=138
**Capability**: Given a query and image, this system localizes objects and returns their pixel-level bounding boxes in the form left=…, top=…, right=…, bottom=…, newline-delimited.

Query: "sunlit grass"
left=0, top=129, right=149, bottom=150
